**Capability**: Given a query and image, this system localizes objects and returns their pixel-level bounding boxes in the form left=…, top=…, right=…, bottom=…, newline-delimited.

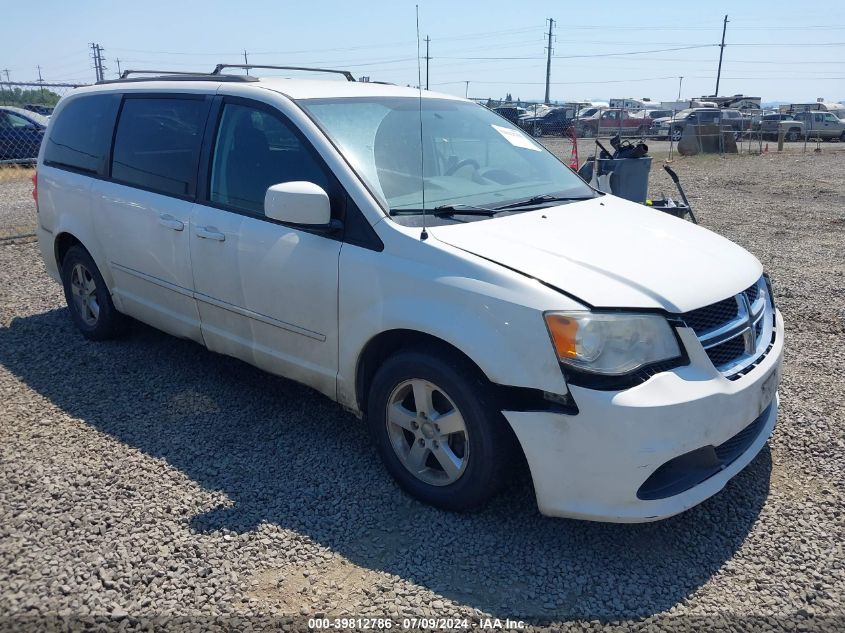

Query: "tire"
left=840, top=131, right=845, bottom=142
left=60, top=245, right=126, bottom=340
left=785, top=129, right=800, bottom=142
left=366, top=348, right=512, bottom=512
left=671, top=127, right=683, bottom=142
left=581, top=127, right=596, bottom=138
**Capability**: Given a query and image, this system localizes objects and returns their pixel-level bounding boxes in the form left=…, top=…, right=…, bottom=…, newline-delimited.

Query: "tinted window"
left=44, top=95, right=117, bottom=173
left=111, top=97, right=206, bottom=196
left=208, top=102, right=331, bottom=215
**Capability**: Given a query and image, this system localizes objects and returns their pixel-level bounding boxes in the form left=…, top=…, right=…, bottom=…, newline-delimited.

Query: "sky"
left=3, top=0, right=844, bottom=105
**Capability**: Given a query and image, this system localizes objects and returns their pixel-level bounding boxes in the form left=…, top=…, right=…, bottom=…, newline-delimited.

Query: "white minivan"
left=34, top=67, right=783, bottom=522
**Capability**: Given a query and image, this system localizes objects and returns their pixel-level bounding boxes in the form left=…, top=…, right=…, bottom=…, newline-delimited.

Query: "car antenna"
left=415, top=5, right=428, bottom=241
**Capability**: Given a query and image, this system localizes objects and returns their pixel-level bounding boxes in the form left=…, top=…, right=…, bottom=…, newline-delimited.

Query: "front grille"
left=683, top=297, right=738, bottom=334
left=744, top=283, right=759, bottom=304
left=680, top=276, right=774, bottom=378
left=705, top=336, right=746, bottom=368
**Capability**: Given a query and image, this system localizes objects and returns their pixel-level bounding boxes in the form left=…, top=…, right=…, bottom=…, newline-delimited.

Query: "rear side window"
left=111, top=97, right=207, bottom=197
left=44, top=94, right=117, bottom=174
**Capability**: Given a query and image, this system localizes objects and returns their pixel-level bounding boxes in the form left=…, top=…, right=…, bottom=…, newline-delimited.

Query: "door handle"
left=195, top=226, right=226, bottom=242
left=158, top=213, right=184, bottom=231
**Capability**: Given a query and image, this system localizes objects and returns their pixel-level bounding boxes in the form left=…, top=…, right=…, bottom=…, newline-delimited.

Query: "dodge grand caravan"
left=34, top=67, right=783, bottom=522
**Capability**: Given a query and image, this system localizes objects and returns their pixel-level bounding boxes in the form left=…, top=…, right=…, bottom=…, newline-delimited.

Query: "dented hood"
left=429, top=196, right=761, bottom=313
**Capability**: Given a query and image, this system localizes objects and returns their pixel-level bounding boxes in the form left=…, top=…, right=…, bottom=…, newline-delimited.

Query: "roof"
left=80, top=74, right=465, bottom=102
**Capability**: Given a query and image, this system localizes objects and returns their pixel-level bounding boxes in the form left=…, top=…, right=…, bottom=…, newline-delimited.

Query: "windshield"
left=301, top=97, right=593, bottom=214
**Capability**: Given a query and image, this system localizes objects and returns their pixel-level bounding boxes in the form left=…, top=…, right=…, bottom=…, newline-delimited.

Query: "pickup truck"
left=754, top=114, right=804, bottom=141
left=575, top=109, right=652, bottom=137
left=519, top=106, right=576, bottom=137
left=650, top=108, right=729, bottom=141
left=791, top=111, right=845, bottom=141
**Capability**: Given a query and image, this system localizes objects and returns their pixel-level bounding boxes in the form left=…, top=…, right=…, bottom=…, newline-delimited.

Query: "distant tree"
left=505, top=92, right=512, bottom=102
left=0, top=87, right=62, bottom=107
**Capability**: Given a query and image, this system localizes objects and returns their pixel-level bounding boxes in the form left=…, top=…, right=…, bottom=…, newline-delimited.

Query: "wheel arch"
left=54, top=231, right=84, bottom=272
left=355, top=329, right=487, bottom=415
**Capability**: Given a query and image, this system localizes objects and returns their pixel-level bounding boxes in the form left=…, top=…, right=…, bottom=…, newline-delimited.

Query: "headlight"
left=544, top=311, right=681, bottom=375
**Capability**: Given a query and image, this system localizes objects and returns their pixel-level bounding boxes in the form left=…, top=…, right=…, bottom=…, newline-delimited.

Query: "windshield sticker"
left=491, top=124, right=542, bottom=151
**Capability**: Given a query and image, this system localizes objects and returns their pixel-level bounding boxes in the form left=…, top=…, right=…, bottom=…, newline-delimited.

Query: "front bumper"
left=505, top=309, right=784, bottom=522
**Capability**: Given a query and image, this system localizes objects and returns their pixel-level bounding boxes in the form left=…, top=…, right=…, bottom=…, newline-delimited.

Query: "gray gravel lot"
left=1, top=152, right=844, bottom=632
left=0, top=174, right=36, bottom=239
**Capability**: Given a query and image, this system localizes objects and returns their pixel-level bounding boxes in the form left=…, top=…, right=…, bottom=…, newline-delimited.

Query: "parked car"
left=575, top=107, right=601, bottom=119
left=0, top=106, right=48, bottom=162
left=755, top=114, right=804, bottom=141
left=35, top=71, right=783, bottom=522
left=634, top=109, right=672, bottom=121
left=576, top=108, right=652, bottom=137
left=719, top=109, right=752, bottom=135
left=519, top=106, right=575, bottom=136
left=650, top=108, right=727, bottom=141
left=24, top=103, right=55, bottom=117
left=492, top=106, right=526, bottom=125
left=791, top=111, right=845, bottom=141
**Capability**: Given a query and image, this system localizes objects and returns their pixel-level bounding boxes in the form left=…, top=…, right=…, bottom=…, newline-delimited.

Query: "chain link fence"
left=0, top=82, right=87, bottom=240
left=481, top=98, right=843, bottom=159
left=1, top=82, right=87, bottom=166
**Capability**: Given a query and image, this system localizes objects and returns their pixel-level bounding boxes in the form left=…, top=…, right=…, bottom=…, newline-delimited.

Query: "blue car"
left=0, top=106, right=49, bottom=163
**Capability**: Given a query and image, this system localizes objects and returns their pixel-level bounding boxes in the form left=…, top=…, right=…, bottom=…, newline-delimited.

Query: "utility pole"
left=98, top=45, right=107, bottom=80
left=677, top=76, right=683, bottom=100
left=115, top=58, right=122, bottom=78
left=424, top=36, right=431, bottom=90
left=90, top=43, right=106, bottom=82
left=544, top=18, right=554, bottom=104
left=90, top=43, right=99, bottom=82
left=244, top=50, right=249, bottom=75
left=464, top=80, right=469, bottom=98
left=37, top=65, right=45, bottom=99
left=714, top=14, right=728, bottom=97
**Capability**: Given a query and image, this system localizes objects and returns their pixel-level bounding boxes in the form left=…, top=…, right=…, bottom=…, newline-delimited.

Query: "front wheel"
left=367, top=349, right=512, bottom=511
left=61, top=245, right=126, bottom=340
left=785, top=129, right=800, bottom=142
left=671, top=127, right=683, bottom=142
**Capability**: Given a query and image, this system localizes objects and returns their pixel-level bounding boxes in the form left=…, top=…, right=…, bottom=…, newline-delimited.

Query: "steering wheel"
left=445, top=158, right=480, bottom=176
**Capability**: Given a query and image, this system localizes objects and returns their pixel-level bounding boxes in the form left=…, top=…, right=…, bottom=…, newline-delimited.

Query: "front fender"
left=336, top=230, right=577, bottom=412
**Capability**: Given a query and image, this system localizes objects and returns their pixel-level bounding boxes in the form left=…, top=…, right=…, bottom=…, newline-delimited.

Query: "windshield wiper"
left=389, top=204, right=500, bottom=217
left=433, top=204, right=500, bottom=217
left=494, top=194, right=594, bottom=210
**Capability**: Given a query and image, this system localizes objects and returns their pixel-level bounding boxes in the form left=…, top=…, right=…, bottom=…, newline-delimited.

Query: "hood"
left=429, top=196, right=761, bottom=313
left=652, top=117, right=674, bottom=125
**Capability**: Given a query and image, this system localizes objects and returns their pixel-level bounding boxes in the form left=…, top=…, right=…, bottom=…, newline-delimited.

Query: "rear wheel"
left=785, top=129, right=800, bottom=142
left=671, top=127, right=683, bottom=142
left=60, top=245, right=126, bottom=340
left=839, top=131, right=845, bottom=142
left=367, top=349, right=512, bottom=511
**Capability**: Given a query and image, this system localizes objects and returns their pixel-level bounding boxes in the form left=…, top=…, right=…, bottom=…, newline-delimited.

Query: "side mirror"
left=264, top=181, right=332, bottom=227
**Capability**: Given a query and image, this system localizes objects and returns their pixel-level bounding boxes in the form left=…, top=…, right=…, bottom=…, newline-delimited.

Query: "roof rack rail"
left=211, top=64, right=356, bottom=82
left=97, top=70, right=257, bottom=85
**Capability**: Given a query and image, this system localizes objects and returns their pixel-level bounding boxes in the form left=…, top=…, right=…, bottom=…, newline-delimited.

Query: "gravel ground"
left=0, top=171, right=36, bottom=240
left=1, top=152, right=844, bottom=632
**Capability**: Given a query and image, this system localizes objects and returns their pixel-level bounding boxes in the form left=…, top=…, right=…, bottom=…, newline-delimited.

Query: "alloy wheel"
left=69, top=263, right=100, bottom=327
left=385, top=379, right=469, bottom=486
